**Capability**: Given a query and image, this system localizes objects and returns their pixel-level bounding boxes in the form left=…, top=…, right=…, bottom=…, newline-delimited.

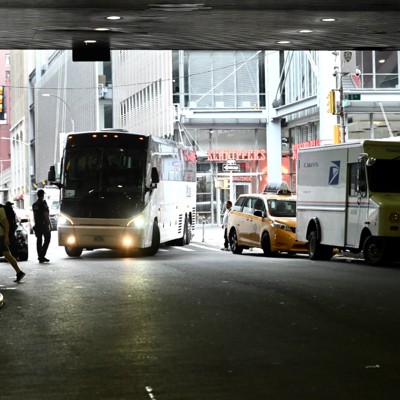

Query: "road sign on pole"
left=222, top=164, right=240, bottom=171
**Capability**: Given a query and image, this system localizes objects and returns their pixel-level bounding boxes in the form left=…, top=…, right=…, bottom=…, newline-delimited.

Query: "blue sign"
left=328, top=161, right=341, bottom=185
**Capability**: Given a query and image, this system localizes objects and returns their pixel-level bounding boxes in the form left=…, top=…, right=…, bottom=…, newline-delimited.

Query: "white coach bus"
left=48, top=130, right=196, bottom=257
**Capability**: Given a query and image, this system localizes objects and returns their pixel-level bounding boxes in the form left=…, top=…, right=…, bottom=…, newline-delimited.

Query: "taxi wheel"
left=261, top=232, right=272, bottom=256
left=229, top=229, right=243, bottom=254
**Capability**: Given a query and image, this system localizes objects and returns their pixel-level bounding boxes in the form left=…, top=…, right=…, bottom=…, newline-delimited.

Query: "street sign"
left=346, top=93, right=361, bottom=100
left=223, top=164, right=240, bottom=171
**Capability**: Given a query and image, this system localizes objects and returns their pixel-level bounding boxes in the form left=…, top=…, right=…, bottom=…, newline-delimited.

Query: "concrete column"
left=265, top=51, right=282, bottom=183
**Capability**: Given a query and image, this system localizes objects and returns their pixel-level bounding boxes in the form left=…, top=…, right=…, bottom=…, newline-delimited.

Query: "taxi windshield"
left=267, top=199, right=296, bottom=217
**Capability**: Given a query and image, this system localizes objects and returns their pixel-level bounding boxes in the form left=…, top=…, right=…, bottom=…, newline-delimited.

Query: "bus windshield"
left=61, top=135, right=147, bottom=218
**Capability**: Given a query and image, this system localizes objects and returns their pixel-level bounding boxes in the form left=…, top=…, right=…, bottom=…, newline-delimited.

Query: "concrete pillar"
left=265, top=51, right=282, bottom=183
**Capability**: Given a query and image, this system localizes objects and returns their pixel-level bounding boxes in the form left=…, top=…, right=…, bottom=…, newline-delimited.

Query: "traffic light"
left=0, top=85, right=4, bottom=114
left=333, top=124, right=341, bottom=144
left=326, top=89, right=336, bottom=114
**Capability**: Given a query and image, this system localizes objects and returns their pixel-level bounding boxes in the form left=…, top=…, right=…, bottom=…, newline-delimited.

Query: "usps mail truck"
left=296, top=139, right=400, bottom=265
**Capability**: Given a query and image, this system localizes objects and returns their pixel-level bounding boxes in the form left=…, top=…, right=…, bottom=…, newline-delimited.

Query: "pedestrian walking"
left=32, top=189, right=51, bottom=263
left=0, top=204, right=25, bottom=283
left=3, top=201, right=18, bottom=257
left=221, top=200, right=232, bottom=251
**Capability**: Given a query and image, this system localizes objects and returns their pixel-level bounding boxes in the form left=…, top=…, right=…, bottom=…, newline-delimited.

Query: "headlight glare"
left=128, top=215, right=144, bottom=228
left=58, top=213, right=73, bottom=226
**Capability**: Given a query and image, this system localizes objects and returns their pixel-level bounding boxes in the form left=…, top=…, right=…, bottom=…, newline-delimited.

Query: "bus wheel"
left=308, top=231, right=332, bottom=261
left=185, top=217, right=191, bottom=245
left=65, top=246, right=83, bottom=257
left=143, top=222, right=160, bottom=256
left=174, top=216, right=188, bottom=246
left=229, top=229, right=243, bottom=254
left=363, top=236, right=386, bottom=265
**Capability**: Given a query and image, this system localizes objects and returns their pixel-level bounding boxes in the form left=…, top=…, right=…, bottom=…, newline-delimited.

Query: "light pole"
left=42, top=93, right=75, bottom=132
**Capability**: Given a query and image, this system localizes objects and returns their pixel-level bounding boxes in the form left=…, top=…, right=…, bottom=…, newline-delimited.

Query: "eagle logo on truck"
left=328, top=160, right=340, bottom=185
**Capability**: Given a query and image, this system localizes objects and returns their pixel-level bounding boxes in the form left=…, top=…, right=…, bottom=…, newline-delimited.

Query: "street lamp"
left=42, top=93, right=75, bottom=132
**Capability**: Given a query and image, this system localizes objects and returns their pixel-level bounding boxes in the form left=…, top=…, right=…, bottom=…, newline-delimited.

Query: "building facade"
left=6, top=49, right=400, bottom=224
left=0, top=50, right=11, bottom=204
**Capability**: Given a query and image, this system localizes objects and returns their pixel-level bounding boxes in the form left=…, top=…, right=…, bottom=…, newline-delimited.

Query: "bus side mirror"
left=48, top=165, right=62, bottom=189
left=146, top=167, right=160, bottom=192
left=48, top=165, right=56, bottom=182
left=151, top=167, right=160, bottom=185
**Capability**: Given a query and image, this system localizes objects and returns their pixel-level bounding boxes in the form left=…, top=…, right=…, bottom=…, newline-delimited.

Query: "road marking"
left=169, top=246, right=195, bottom=252
left=190, top=243, right=222, bottom=252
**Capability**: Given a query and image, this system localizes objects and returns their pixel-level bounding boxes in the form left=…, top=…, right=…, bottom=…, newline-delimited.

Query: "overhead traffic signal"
left=326, top=89, right=336, bottom=114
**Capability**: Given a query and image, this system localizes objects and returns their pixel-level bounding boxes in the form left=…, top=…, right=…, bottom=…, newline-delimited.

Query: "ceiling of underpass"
left=3, top=1, right=400, bottom=52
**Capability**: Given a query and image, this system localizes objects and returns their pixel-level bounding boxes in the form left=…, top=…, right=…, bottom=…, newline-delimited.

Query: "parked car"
left=0, top=220, right=29, bottom=262
left=14, top=207, right=33, bottom=234
left=14, top=221, right=29, bottom=261
left=228, top=190, right=308, bottom=256
left=49, top=200, right=60, bottom=231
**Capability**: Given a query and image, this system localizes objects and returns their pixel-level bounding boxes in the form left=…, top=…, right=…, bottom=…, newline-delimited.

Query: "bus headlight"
left=128, top=215, right=144, bottom=228
left=122, top=235, right=134, bottom=248
left=66, top=235, right=76, bottom=245
left=58, top=213, right=73, bottom=226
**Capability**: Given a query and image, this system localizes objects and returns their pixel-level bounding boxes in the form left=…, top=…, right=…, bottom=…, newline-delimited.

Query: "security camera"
left=355, top=68, right=361, bottom=77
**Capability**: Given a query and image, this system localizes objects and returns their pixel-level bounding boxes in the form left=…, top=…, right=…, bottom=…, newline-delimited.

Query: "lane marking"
left=169, top=246, right=195, bottom=252
left=190, top=243, right=222, bottom=252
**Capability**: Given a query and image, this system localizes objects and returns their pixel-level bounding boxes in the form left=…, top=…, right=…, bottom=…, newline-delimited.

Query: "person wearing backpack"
left=3, top=201, right=18, bottom=257
left=0, top=204, right=25, bottom=283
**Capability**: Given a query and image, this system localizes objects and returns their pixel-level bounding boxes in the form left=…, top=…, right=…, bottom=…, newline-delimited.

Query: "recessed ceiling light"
left=321, top=18, right=337, bottom=22
left=379, top=59, right=386, bottom=63
left=299, top=29, right=313, bottom=33
left=95, top=28, right=110, bottom=31
left=277, top=40, right=291, bottom=44
left=106, top=15, right=122, bottom=20
left=84, top=40, right=97, bottom=44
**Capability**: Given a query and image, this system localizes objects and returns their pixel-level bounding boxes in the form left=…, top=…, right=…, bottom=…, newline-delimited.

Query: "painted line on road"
left=190, top=243, right=222, bottom=252
left=169, top=246, right=195, bottom=252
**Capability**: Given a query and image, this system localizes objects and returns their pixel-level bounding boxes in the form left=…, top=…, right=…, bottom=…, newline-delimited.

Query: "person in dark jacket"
left=32, top=189, right=51, bottom=263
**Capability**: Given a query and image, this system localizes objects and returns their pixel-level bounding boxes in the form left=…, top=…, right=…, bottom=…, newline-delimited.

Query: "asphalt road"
left=1, top=231, right=400, bottom=400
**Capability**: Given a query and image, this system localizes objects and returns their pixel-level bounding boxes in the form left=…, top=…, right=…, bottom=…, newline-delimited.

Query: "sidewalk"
left=194, top=224, right=225, bottom=248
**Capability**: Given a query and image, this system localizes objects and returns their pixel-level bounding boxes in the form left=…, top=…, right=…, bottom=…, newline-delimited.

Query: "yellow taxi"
left=227, top=184, right=307, bottom=256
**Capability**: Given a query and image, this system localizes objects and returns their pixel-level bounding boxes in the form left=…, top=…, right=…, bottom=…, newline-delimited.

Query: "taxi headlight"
left=128, top=215, right=144, bottom=228
left=273, top=222, right=292, bottom=232
left=390, top=212, right=400, bottom=222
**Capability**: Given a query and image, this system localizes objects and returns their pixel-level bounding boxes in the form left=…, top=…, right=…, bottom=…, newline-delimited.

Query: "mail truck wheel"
left=363, top=236, right=386, bottom=265
left=308, top=231, right=332, bottom=261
